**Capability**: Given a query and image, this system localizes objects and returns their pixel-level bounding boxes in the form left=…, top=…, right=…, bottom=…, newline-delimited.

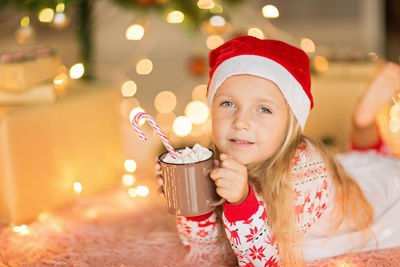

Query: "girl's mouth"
left=229, top=138, right=254, bottom=145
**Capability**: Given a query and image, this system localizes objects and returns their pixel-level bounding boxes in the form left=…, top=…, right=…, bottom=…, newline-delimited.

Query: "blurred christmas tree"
left=1, top=0, right=243, bottom=80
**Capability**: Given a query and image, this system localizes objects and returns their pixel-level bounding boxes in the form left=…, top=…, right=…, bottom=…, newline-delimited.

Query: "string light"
left=136, top=58, right=153, bottom=75
left=20, top=16, right=30, bottom=27
left=12, top=225, right=29, bottom=235
left=38, top=8, right=54, bottom=23
left=154, top=90, right=177, bottom=113
left=197, top=0, right=214, bottom=9
left=209, top=16, right=225, bottom=27
left=121, top=80, right=137, bottom=97
left=122, top=174, right=135, bottom=186
left=53, top=73, right=68, bottom=87
left=124, top=159, right=137, bottom=173
left=69, top=63, right=85, bottom=79
left=166, top=10, right=184, bottom=24
left=300, top=38, right=316, bottom=53
left=137, top=186, right=149, bottom=197
left=262, top=5, right=279, bottom=18
left=125, top=24, right=145, bottom=40
left=56, top=3, right=65, bottom=13
left=313, top=56, right=329, bottom=72
left=248, top=27, right=264, bottom=39
left=185, top=101, right=209, bottom=124
left=173, top=116, right=192, bottom=137
left=73, top=182, right=83, bottom=193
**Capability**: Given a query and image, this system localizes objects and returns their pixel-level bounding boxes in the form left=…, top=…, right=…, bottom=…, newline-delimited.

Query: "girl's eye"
left=259, top=107, right=271, bottom=114
left=221, top=101, right=234, bottom=107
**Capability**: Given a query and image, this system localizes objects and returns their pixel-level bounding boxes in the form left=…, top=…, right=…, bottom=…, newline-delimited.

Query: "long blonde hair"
left=243, top=109, right=375, bottom=266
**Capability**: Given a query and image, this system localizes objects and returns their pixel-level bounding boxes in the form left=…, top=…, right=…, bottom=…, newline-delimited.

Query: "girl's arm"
left=176, top=211, right=220, bottom=251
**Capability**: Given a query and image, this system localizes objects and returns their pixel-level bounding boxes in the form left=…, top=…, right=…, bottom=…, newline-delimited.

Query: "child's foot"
left=354, top=62, right=400, bottom=128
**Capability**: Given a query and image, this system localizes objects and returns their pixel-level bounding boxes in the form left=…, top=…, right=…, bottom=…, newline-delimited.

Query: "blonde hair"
left=234, top=108, right=374, bottom=266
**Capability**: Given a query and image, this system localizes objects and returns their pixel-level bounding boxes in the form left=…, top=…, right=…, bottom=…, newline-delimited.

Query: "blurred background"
left=0, top=0, right=400, bottom=225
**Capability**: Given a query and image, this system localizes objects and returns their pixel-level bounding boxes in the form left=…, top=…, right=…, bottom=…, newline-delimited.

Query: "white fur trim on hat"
left=207, top=55, right=311, bottom=130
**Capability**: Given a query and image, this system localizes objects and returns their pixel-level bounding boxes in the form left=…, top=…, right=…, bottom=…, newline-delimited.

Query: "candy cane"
left=132, top=112, right=179, bottom=159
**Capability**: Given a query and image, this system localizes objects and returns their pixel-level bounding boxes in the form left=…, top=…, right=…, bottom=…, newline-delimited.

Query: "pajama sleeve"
left=222, top=142, right=331, bottom=267
left=176, top=211, right=220, bottom=251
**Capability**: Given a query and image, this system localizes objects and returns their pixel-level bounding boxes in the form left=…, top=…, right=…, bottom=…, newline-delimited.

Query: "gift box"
left=0, top=82, right=123, bottom=225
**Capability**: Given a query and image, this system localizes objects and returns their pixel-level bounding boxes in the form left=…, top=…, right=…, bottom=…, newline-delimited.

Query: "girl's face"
left=211, top=74, right=289, bottom=165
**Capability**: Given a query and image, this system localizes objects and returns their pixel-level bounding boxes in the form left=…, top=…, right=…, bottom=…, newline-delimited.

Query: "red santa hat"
left=206, top=35, right=313, bottom=130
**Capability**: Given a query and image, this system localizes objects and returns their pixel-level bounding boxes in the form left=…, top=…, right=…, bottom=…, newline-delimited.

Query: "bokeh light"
left=248, top=27, right=264, bottom=39
left=137, top=186, right=150, bottom=197
left=20, top=16, right=30, bottom=27
left=209, top=15, right=225, bottom=27
left=166, top=10, right=184, bottom=24
left=197, top=0, right=214, bottom=9
left=173, top=116, right=192, bottom=137
left=185, top=101, right=209, bottom=124
left=39, top=8, right=54, bottom=23
left=73, top=182, right=83, bottom=193
left=313, top=56, right=329, bottom=72
left=129, top=107, right=146, bottom=126
left=206, top=35, right=224, bottom=50
left=154, top=90, right=177, bottom=113
left=53, top=73, right=68, bottom=87
left=262, top=5, right=279, bottom=18
left=136, top=58, right=153, bottom=75
left=56, top=3, right=65, bottom=13
left=69, top=63, right=85, bottom=79
left=192, top=84, right=207, bottom=102
left=13, top=225, right=29, bottom=235
left=125, top=24, right=145, bottom=40
left=300, top=38, right=316, bottom=53
left=121, top=80, right=137, bottom=97
left=128, top=188, right=137, bottom=198
left=124, top=159, right=137, bottom=173
left=122, top=174, right=135, bottom=186
left=210, top=3, right=223, bottom=13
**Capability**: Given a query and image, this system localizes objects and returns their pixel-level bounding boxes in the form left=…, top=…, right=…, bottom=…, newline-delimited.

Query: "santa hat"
left=206, top=35, right=313, bottom=130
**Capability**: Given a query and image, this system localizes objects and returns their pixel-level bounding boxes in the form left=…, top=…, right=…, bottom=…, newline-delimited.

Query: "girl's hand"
left=154, top=160, right=165, bottom=198
left=210, top=153, right=249, bottom=204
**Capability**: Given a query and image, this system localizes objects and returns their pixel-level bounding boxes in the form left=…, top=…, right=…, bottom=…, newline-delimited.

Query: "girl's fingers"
left=157, top=186, right=165, bottom=198
left=157, top=176, right=164, bottom=185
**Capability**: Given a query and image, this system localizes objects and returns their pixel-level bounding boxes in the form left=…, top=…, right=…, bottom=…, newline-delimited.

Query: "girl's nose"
left=233, top=110, right=251, bottom=130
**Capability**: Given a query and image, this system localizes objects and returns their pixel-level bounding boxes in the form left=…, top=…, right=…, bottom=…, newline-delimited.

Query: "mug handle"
left=205, top=166, right=226, bottom=207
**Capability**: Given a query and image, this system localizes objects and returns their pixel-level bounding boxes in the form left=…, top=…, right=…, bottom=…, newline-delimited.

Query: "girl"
left=157, top=36, right=400, bottom=266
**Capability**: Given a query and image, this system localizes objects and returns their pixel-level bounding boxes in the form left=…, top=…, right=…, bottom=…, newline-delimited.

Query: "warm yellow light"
left=73, top=182, right=83, bottom=193
left=124, top=159, right=137, bottom=173
left=185, top=101, right=209, bottom=124
left=137, top=185, right=150, bottom=197
left=209, top=15, right=225, bottom=27
left=192, top=84, right=207, bottom=102
left=262, top=5, right=279, bottom=18
left=122, top=174, right=135, bottom=186
left=166, top=10, right=184, bottom=24
left=53, top=72, right=67, bottom=86
left=136, top=58, right=153, bottom=75
left=128, top=188, right=137, bottom=198
left=121, top=80, right=137, bottom=97
left=154, top=90, right=177, bottom=113
left=129, top=107, right=146, bottom=126
left=389, top=117, right=400, bottom=132
left=173, top=116, right=192, bottom=137
left=20, top=16, right=30, bottom=27
left=300, top=38, right=316, bottom=53
left=313, top=56, right=329, bottom=72
left=38, top=212, right=52, bottom=222
left=85, top=209, right=98, bottom=219
left=13, top=225, right=29, bottom=235
left=197, top=0, right=214, bottom=9
left=56, top=3, right=65, bottom=13
left=248, top=27, right=264, bottom=39
left=210, top=3, right=223, bottom=13
left=206, top=35, right=224, bottom=50
left=69, top=63, right=85, bottom=79
left=390, top=103, right=400, bottom=118
left=38, top=8, right=54, bottom=23
left=125, top=24, right=145, bottom=40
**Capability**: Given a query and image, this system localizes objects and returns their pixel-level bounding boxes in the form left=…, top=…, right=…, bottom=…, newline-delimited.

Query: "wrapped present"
left=0, top=82, right=123, bottom=225
left=0, top=46, right=62, bottom=92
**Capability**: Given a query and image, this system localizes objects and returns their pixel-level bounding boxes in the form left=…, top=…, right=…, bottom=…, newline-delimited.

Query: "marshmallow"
left=162, top=143, right=212, bottom=164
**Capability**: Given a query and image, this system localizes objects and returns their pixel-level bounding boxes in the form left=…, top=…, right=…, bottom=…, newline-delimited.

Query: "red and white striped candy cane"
left=132, top=112, right=179, bottom=159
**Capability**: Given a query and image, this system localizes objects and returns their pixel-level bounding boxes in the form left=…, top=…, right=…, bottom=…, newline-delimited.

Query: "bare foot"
left=354, top=62, right=400, bottom=128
